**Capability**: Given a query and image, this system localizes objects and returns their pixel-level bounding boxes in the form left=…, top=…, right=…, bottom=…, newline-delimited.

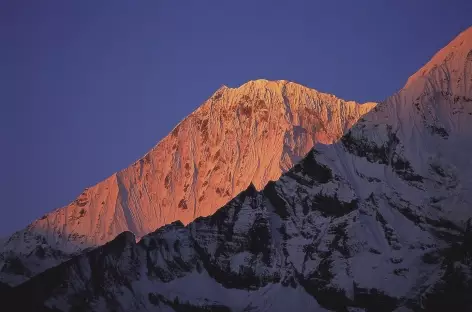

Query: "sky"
left=1, top=0, right=472, bottom=235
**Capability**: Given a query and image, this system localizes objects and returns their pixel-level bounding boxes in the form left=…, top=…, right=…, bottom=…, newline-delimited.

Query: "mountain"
left=4, top=27, right=472, bottom=312
left=0, top=80, right=375, bottom=286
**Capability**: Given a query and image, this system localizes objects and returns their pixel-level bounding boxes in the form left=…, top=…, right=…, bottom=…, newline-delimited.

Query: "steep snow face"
left=6, top=27, right=472, bottom=312
left=0, top=80, right=375, bottom=285
left=350, top=26, right=472, bottom=225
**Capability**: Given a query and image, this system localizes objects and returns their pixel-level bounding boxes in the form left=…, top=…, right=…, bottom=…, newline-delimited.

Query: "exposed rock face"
left=0, top=80, right=375, bottom=285
left=4, top=27, right=472, bottom=312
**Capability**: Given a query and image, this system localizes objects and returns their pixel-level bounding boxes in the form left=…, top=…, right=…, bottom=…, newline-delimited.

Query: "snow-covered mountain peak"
left=0, top=78, right=375, bottom=286
left=211, top=79, right=376, bottom=112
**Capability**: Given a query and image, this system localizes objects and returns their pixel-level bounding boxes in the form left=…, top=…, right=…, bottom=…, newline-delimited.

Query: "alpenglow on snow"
left=0, top=79, right=375, bottom=286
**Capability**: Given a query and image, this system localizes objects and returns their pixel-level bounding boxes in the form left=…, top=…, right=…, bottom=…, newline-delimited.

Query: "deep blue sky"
left=1, top=1, right=471, bottom=235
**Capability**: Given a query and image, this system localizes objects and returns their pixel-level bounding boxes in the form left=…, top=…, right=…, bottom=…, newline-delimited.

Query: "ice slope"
left=0, top=80, right=375, bottom=286
left=4, top=27, right=472, bottom=312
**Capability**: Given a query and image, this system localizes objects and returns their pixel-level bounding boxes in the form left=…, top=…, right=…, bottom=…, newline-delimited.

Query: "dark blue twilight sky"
left=1, top=1, right=471, bottom=235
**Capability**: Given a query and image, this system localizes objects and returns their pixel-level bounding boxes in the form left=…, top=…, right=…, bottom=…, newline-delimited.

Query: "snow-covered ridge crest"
left=0, top=79, right=375, bottom=286
left=3, top=26, right=472, bottom=312
left=404, top=26, right=472, bottom=95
